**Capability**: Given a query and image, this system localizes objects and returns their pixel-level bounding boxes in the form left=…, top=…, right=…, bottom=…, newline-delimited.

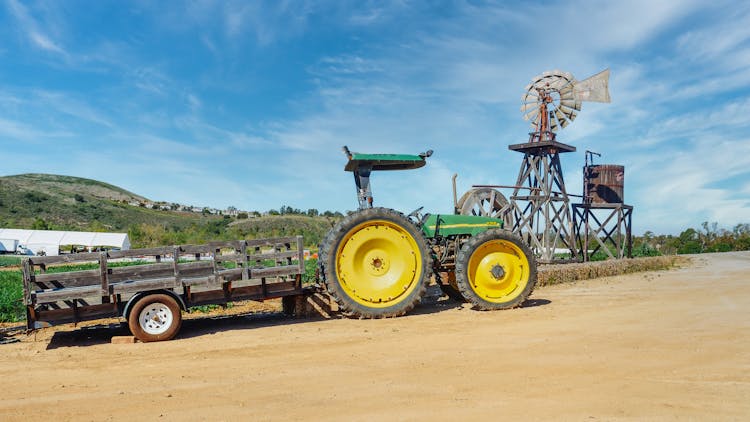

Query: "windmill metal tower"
left=508, top=69, right=611, bottom=263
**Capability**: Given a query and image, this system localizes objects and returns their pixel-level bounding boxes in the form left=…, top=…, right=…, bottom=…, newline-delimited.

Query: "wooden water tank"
left=584, top=164, right=624, bottom=204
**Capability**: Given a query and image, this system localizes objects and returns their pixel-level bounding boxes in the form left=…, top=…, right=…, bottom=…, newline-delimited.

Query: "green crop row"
left=0, top=256, right=22, bottom=268
left=0, top=270, right=23, bottom=322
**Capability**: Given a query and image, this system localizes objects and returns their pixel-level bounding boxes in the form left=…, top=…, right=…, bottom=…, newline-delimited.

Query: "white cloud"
left=0, top=117, right=72, bottom=141
left=5, top=0, right=68, bottom=57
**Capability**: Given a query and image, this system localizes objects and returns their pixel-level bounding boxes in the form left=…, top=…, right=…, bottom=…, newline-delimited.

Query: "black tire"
left=455, top=229, right=537, bottom=310
left=318, top=207, right=432, bottom=318
left=127, top=294, right=182, bottom=342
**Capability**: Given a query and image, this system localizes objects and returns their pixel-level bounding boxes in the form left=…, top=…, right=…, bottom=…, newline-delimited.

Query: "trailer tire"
left=128, top=294, right=182, bottom=342
left=455, top=229, right=536, bottom=310
left=319, top=207, right=431, bottom=318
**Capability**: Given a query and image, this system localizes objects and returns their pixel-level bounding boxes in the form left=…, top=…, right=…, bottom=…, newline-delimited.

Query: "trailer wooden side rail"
left=22, top=236, right=307, bottom=341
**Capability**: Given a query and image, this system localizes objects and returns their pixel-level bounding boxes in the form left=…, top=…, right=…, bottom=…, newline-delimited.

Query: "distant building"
left=0, top=228, right=130, bottom=256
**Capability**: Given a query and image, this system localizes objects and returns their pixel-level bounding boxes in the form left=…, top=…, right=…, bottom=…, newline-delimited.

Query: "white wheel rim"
left=138, top=303, right=174, bottom=335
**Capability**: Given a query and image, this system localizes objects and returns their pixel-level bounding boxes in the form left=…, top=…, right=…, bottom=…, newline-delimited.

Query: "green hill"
left=0, top=174, right=205, bottom=233
left=230, top=215, right=339, bottom=246
left=0, top=174, right=337, bottom=247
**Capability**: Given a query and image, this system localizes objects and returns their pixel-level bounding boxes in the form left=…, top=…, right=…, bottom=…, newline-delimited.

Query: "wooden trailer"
left=22, top=236, right=307, bottom=342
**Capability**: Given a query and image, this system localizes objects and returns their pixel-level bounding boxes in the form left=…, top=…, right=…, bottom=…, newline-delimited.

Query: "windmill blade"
left=549, top=116, right=559, bottom=132
left=522, top=93, right=539, bottom=103
left=559, top=106, right=578, bottom=121
left=522, top=91, right=540, bottom=101
left=549, top=74, right=574, bottom=91
left=560, top=99, right=581, bottom=110
left=521, top=102, right=539, bottom=112
left=523, top=108, right=539, bottom=121
left=574, top=68, right=611, bottom=103
left=559, top=85, right=575, bottom=97
left=554, top=108, right=569, bottom=126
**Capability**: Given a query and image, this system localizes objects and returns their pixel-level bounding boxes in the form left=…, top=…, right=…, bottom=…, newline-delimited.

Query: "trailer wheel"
left=319, top=207, right=431, bottom=318
left=455, top=229, right=537, bottom=310
left=128, top=294, right=182, bottom=342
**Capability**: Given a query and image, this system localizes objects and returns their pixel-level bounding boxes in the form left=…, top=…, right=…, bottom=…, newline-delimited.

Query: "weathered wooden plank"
left=180, top=275, right=216, bottom=287
left=173, top=246, right=181, bottom=288
left=250, top=265, right=301, bottom=278
left=246, top=236, right=298, bottom=248
left=34, top=285, right=102, bottom=303
left=177, top=260, right=215, bottom=271
left=216, top=268, right=243, bottom=278
left=34, top=303, right=118, bottom=325
left=207, top=240, right=244, bottom=250
left=213, top=250, right=307, bottom=263
left=110, top=278, right=176, bottom=295
left=109, top=262, right=171, bottom=277
left=106, top=261, right=214, bottom=282
left=22, top=259, right=32, bottom=305
left=34, top=269, right=101, bottom=286
left=99, top=252, right=109, bottom=296
left=187, top=281, right=300, bottom=306
left=31, top=260, right=219, bottom=290
left=238, top=250, right=300, bottom=262
left=180, top=244, right=215, bottom=255
left=108, top=246, right=174, bottom=259
left=240, top=241, right=249, bottom=281
left=28, top=252, right=101, bottom=266
left=213, top=253, right=244, bottom=262
left=296, top=236, right=305, bottom=274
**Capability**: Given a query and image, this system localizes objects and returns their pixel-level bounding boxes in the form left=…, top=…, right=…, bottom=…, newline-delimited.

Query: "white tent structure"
left=0, top=229, right=130, bottom=256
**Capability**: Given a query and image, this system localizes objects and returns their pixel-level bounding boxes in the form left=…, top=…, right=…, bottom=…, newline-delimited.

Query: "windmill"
left=455, top=69, right=613, bottom=262
left=521, top=69, right=610, bottom=143
left=508, top=68, right=611, bottom=262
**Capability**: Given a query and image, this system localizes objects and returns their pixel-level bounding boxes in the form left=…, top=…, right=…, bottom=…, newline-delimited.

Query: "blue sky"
left=1, top=0, right=749, bottom=235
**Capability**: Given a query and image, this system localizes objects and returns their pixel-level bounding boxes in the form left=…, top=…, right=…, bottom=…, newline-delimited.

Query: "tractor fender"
left=123, top=290, right=187, bottom=320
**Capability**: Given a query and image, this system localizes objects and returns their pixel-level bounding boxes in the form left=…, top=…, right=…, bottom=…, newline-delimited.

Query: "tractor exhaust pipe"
left=452, top=173, right=459, bottom=214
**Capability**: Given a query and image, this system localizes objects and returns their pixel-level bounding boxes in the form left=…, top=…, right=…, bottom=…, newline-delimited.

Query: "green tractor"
left=318, top=147, right=537, bottom=318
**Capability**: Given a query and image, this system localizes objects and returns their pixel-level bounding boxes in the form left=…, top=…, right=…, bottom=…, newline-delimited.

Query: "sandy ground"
left=1, top=252, right=748, bottom=421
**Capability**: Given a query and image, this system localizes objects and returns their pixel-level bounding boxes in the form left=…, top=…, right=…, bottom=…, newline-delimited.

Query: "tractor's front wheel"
left=319, top=207, right=432, bottom=318
left=455, top=229, right=537, bottom=310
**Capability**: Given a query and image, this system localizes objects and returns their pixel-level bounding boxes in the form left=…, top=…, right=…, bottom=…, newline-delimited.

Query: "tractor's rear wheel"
left=455, top=229, right=536, bottom=310
left=319, top=207, right=431, bottom=318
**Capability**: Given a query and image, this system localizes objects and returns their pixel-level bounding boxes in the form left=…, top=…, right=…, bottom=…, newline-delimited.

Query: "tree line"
left=634, top=222, right=750, bottom=255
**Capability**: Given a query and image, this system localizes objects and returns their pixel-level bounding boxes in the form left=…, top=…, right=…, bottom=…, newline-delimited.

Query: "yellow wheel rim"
left=467, top=239, right=530, bottom=303
left=336, top=219, right=422, bottom=308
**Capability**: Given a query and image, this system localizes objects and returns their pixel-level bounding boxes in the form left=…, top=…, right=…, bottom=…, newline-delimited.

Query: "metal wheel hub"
left=336, top=220, right=422, bottom=306
left=490, top=264, right=506, bottom=280
left=138, top=303, right=174, bottom=335
left=365, top=250, right=390, bottom=276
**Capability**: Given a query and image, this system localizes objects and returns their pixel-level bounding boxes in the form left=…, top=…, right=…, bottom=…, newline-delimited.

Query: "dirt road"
left=1, top=252, right=748, bottom=420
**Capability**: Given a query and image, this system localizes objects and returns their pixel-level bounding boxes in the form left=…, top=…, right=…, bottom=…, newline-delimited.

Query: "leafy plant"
left=0, top=271, right=24, bottom=322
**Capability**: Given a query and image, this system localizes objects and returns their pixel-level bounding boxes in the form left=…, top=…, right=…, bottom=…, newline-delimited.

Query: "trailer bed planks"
left=23, top=236, right=307, bottom=330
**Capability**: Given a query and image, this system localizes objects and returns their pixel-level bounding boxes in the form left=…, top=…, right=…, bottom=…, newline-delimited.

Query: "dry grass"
left=537, top=255, right=688, bottom=287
